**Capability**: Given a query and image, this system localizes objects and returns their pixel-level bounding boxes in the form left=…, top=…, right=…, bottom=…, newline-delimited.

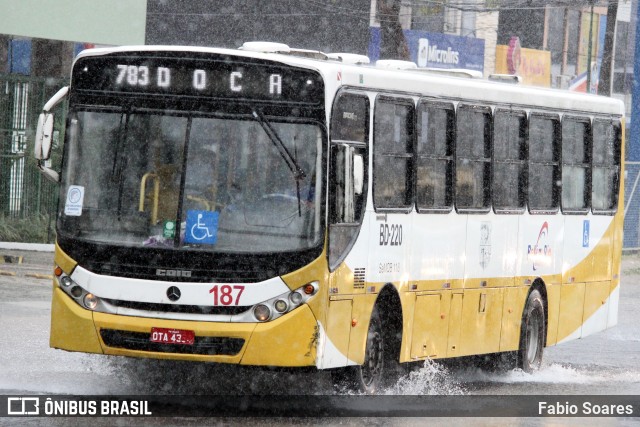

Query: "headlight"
left=250, top=281, right=319, bottom=322
left=274, top=299, right=288, bottom=313
left=254, top=304, right=271, bottom=322
left=83, top=293, right=98, bottom=310
left=57, top=272, right=102, bottom=312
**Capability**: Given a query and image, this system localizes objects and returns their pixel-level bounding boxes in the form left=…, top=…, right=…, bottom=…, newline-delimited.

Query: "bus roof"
left=75, top=45, right=625, bottom=117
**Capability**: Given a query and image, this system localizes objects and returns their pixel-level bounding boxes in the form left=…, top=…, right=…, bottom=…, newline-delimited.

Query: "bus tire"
left=517, top=289, right=545, bottom=373
left=331, top=306, right=394, bottom=393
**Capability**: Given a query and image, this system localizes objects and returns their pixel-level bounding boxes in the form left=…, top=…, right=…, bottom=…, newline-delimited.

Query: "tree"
left=378, top=0, right=410, bottom=60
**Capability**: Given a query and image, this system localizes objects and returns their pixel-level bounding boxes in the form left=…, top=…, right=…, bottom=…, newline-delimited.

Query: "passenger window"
left=528, top=114, right=560, bottom=213
left=493, top=110, right=527, bottom=212
left=561, top=117, right=591, bottom=212
left=456, top=105, right=491, bottom=211
left=592, top=119, right=621, bottom=213
left=331, top=93, right=369, bottom=143
left=416, top=101, right=454, bottom=212
left=373, top=97, right=414, bottom=210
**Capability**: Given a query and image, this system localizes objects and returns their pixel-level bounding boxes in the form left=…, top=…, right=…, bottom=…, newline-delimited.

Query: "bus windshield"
left=58, top=110, right=324, bottom=254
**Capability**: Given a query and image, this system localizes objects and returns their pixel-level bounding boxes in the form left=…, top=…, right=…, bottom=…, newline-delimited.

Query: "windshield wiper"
left=252, top=109, right=306, bottom=216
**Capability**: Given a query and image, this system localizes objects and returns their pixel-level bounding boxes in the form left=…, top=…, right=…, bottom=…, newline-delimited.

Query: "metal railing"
left=0, top=74, right=67, bottom=241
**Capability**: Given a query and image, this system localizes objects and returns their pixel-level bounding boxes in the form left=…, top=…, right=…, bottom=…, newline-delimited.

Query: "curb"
left=25, top=273, right=54, bottom=280
left=0, top=242, right=54, bottom=252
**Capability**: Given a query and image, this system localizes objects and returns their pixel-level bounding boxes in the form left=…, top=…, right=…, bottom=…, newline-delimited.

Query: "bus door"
left=322, top=92, right=369, bottom=368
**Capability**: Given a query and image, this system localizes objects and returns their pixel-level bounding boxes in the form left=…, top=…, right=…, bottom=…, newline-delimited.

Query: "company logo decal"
left=418, top=38, right=460, bottom=67
left=166, top=286, right=181, bottom=302
left=527, top=222, right=553, bottom=271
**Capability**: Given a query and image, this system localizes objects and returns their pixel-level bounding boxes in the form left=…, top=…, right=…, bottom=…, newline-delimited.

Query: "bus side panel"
left=499, top=286, right=530, bottom=352
left=562, top=215, right=613, bottom=285
left=545, top=282, right=562, bottom=346
left=458, top=288, right=504, bottom=356
left=410, top=212, right=467, bottom=291
left=347, top=294, right=377, bottom=364
left=464, top=214, right=518, bottom=289
left=608, top=210, right=624, bottom=329
left=580, top=281, right=611, bottom=338
left=446, top=292, right=463, bottom=358
left=320, top=298, right=353, bottom=367
left=410, top=292, right=450, bottom=359
left=556, top=282, right=586, bottom=343
left=50, top=288, right=103, bottom=354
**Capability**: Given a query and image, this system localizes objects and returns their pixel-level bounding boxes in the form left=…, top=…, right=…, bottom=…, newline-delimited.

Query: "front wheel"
left=331, top=307, right=394, bottom=393
left=517, top=289, right=546, bottom=372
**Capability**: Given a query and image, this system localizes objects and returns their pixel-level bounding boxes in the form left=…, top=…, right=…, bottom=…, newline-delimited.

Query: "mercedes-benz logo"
left=166, top=286, right=181, bottom=302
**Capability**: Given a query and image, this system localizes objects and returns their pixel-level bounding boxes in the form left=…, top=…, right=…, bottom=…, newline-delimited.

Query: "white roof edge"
left=72, top=45, right=625, bottom=116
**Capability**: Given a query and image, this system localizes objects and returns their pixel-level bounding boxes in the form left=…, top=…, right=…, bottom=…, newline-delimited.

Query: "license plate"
left=150, top=327, right=195, bottom=345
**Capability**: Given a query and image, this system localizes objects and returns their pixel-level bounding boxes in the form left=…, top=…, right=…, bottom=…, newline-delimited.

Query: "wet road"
left=0, top=249, right=639, bottom=424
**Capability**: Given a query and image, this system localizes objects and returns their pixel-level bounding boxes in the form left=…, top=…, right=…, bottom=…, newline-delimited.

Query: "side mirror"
left=353, top=154, right=364, bottom=195
left=34, top=112, right=54, bottom=160
left=38, top=165, right=60, bottom=183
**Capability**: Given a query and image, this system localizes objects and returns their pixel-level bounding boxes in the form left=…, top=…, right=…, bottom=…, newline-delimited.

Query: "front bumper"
left=50, top=287, right=318, bottom=366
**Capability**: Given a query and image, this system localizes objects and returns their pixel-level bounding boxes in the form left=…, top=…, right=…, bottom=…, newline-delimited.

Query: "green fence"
left=0, top=73, right=68, bottom=242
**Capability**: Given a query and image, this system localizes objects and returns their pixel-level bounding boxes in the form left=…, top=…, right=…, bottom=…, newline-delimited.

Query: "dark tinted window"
left=416, top=101, right=454, bottom=211
left=592, top=119, right=621, bottom=213
left=561, top=117, right=591, bottom=212
left=529, top=114, right=560, bottom=212
left=456, top=105, right=491, bottom=210
left=373, top=97, right=414, bottom=209
left=331, top=93, right=369, bottom=143
left=493, top=110, right=527, bottom=211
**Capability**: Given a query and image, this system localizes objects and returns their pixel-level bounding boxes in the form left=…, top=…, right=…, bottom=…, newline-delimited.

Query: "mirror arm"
left=37, top=160, right=60, bottom=183
left=43, top=86, right=69, bottom=112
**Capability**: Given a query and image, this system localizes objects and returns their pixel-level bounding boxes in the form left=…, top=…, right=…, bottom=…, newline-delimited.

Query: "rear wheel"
left=331, top=306, right=399, bottom=393
left=517, top=289, right=545, bottom=372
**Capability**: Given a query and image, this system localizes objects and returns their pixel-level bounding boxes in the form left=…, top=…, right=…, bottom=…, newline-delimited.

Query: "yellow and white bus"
left=35, top=43, right=624, bottom=393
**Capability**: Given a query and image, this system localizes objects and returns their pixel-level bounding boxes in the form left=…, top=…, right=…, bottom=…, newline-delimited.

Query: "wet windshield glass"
left=59, top=110, right=323, bottom=253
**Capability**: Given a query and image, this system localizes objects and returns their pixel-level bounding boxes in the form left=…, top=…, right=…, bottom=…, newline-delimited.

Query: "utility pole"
left=586, top=2, right=595, bottom=93
left=599, top=0, right=619, bottom=96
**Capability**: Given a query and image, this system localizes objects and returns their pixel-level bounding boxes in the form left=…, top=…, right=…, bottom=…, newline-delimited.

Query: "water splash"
left=383, top=359, right=466, bottom=395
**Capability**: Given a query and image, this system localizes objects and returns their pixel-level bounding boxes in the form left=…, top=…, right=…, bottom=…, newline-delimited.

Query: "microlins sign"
left=72, top=53, right=324, bottom=104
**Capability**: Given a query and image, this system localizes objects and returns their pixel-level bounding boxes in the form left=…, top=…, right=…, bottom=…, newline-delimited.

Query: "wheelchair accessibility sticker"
left=185, top=210, right=219, bottom=245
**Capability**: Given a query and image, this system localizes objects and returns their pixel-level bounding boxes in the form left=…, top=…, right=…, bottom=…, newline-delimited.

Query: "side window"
left=561, top=117, right=591, bottom=212
left=331, top=94, right=368, bottom=143
left=373, top=97, right=414, bottom=210
left=592, top=119, right=621, bottom=213
left=528, top=114, right=560, bottom=213
left=416, top=101, right=454, bottom=212
left=456, top=105, right=491, bottom=211
left=329, top=92, right=369, bottom=270
left=493, top=110, right=527, bottom=212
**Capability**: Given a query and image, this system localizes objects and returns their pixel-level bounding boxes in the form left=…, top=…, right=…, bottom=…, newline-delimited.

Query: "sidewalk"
left=0, top=243, right=55, bottom=280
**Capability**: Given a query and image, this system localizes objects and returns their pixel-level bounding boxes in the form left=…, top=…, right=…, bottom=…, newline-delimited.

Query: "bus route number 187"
left=379, top=224, right=403, bottom=246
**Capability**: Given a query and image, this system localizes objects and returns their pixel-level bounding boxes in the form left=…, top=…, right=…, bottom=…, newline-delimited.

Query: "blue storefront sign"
left=8, top=39, right=31, bottom=75
left=369, top=27, right=485, bottom=73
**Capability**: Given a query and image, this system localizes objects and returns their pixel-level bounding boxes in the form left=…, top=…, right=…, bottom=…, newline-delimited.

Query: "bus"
left=34, top=43, right=624, bottom=393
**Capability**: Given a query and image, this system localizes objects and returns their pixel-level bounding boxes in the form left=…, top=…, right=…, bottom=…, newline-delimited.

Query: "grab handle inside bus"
left=139, top=172, right=160, bottom=224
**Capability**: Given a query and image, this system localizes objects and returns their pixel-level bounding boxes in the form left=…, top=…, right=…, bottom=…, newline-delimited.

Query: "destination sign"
left=72, top=54, right=324, bottom=104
